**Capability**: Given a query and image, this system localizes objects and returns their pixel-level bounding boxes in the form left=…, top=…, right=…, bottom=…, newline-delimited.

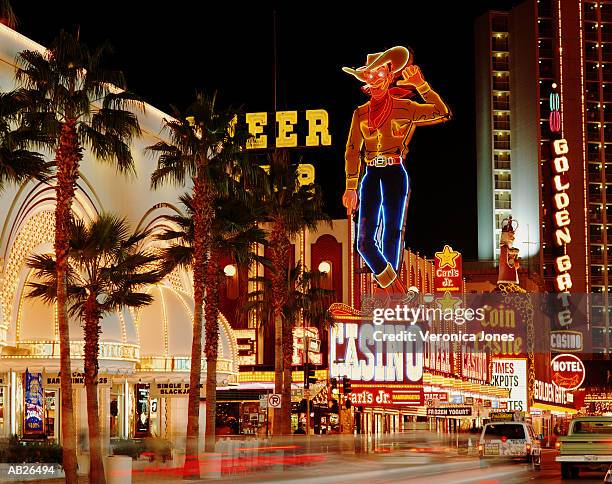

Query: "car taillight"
left=555, top=441, right=561, bottom=450
left=526, top=443, right=532, bottom=452
left=501, top=436, right=508, bottom=443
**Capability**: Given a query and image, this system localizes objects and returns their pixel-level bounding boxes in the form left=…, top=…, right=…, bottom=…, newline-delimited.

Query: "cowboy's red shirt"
left=344, top=86, right=451, bottom=190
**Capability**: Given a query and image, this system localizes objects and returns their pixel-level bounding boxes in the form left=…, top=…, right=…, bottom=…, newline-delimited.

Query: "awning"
left=531, top=402, right=577, bottom=415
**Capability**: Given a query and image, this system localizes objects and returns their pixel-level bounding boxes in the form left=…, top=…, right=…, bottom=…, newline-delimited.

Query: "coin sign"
left=268, top=394, right=282, bottom=408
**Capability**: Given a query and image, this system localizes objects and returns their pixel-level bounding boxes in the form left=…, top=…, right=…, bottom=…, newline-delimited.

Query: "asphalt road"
left=15, top=433, right=611, bottom=483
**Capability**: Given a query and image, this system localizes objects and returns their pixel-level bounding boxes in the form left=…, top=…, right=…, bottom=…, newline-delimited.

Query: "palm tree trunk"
left=273, top=314, right=283, bottom=435
left=84, top=296, right=105, bottom=484
left=281, top=317, right=294, bottom=435
left=270, top=222, right=290, bottom=435
left=184, top=177, right=212, bottom=479
left=54, top=120, right=81, bottom=484
left=204, top=251, right=220, bottom=452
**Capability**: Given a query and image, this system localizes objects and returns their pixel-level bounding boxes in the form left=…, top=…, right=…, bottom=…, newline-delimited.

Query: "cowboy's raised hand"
left=397, top=65, right=426, bottom=87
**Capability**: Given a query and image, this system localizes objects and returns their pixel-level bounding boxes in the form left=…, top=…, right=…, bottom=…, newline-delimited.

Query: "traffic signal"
left=305, top=364, right=316, bottom=388
left=342, top=378, right=352, bottom=394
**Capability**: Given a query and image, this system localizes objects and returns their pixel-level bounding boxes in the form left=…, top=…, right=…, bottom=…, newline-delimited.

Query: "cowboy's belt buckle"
left=373, top=156, right=387, bottom=167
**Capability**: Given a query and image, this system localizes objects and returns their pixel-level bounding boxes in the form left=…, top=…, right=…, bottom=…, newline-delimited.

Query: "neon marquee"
left=548, top=85, right=573, bottom=293
left=551, top=138, right=573, bottom=292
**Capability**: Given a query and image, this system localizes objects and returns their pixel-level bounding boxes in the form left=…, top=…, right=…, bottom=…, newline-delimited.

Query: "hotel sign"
left=550, top=138, right=573, bottom=293
left=551, top=353, right=585, bottom=391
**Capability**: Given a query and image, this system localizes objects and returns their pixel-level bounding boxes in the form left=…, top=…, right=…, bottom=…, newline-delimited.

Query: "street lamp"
left=223, top=264, right=236, bottom=277
left=318, top=261, right=331, bottom=274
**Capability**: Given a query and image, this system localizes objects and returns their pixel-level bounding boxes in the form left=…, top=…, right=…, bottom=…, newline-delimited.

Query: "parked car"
left=556, top=416, right=612, bottom=479
left=478, top=421, right=541, bottom=469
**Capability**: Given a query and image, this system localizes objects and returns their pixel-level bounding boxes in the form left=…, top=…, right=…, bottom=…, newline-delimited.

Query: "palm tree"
left=147, top=92, right=251, bottom=477
left=157, top=190, right=265, bottom=452
left=259, top=150, right=327, bottom=434
left=245, top=264, right=334, bottom=434
left=26, top=214, right=162, bottom=484
left=15, top=31, right=143, bottom=482
left=0, top=0, right=17, bottom=29
left=0, top=90, right=50, bottom=191
left=285, top=266, right=335, bottom=420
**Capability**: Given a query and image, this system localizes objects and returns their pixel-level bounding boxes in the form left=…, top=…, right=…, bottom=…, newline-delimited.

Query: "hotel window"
left=593, top=327, right=606, bottom=348
left=538, top=18, right=553, bottom=38
left=493, top=113, right=510, bottom=131
left=587, top=62, right=601, bottom=82
left=602, top=3, right=612, bottom=22
left=592, top=244, right=604, bottom=262
left=492, top=53, right=509, bottom=71
left=539, top=38, right=554, bottom=59
left=494, top=153, right=511, bottom=170
left=590, top=224, right=603, bottom=243
left=494, top=133, right=511, bottom=151
left=494, top=173, right=511, bottom=190
left=588, top=142, right=602, bottom=161
left=495, top=193, right=511, bottom=210
left=588, top=122, right=602, bottom=140
left=587, top=102, right=601, bottom=122
left=586, top=86, right=600, bottom=102
left=605, top=84, right=612, bottom=103
left=591, top=203, right=603, bottom=222
left=492, top=34, right=508, bottom=52
left=491, top=16, right=508, bottom=33
left=493, top=73, right=510, bottom=91
left=539, top=59, right=554, bottom=78
left=586, top=42, right=600, bottom=62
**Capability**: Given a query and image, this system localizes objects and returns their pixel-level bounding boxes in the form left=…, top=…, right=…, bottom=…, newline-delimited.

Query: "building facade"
left=476, top=0, right=612, bottom=353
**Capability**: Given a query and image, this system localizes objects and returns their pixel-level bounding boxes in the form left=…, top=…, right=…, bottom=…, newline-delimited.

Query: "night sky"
left=15, top=0, right=524, bottom=260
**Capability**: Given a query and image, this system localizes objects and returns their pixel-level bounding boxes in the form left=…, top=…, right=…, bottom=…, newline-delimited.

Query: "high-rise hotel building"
left=476, top=0, right=612, bottom=353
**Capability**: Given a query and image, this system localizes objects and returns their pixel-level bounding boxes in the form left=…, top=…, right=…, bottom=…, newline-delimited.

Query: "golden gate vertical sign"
left=551, top=138, right=573, bottom=293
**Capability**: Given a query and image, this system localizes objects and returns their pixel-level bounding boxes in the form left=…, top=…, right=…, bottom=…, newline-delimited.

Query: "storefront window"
left=44, top=390, right=58, bottom=442
left=134, top=383, right=150, bottom=438
left=110, top=384, right=124, bottom=438
left=0, top=385, right=6, bottom=437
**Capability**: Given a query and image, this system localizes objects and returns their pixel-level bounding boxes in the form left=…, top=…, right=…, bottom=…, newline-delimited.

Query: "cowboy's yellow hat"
left=342, top=46, right=411, bottom=82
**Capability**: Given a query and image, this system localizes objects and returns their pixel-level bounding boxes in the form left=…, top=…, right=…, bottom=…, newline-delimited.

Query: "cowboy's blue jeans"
left=356, top=164, right=409, bottom=276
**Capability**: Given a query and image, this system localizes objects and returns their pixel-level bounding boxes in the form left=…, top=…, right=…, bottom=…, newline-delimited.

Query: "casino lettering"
left=330, top=323, right=423, bottom=383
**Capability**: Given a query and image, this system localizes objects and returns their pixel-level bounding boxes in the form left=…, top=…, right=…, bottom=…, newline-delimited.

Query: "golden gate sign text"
left=551, top=138, right=573, bottom=293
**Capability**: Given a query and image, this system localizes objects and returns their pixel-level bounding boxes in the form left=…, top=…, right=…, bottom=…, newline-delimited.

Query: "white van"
left=478, top=421, right=541, bottom=469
